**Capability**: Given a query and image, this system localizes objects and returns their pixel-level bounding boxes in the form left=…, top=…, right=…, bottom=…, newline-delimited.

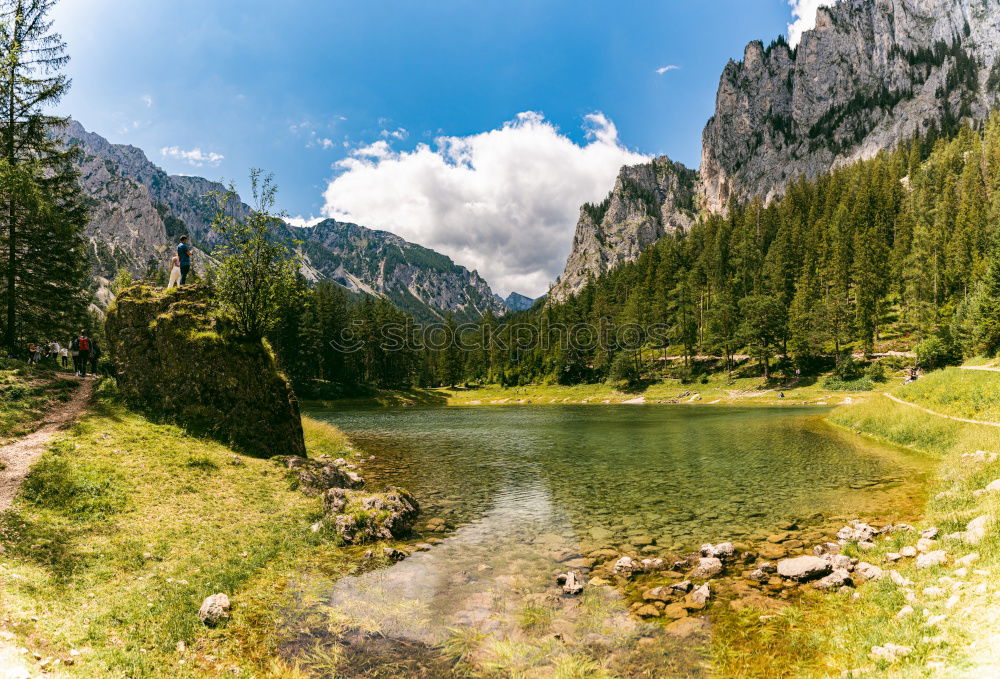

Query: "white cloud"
left=141, top=94, right=154, bottom=108
left=381, top=127, right=408, bottom=140
left=655, top=65, right=680, bottom=74
left=318, top=137, right=335, bottom=150
left=787, top=0, right=837, bottom=47
left=285, top=215, right=324, bottom=228
left=160, top=145, right=225, bottom=167
left=320, top=111, right=649, bottom=297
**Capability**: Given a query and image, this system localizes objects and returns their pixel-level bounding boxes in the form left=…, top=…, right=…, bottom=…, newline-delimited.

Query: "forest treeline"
left=266, top=113, right=1000, bottom=391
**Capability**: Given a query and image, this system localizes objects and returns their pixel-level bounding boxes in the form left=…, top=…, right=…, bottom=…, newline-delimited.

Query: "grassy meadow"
left=0, top=379, right=376, bottom=678
left=708, top=369, right=1000, bottom=678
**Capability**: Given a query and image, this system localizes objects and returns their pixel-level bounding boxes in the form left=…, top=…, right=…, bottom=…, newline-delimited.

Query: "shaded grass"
left=0, top=359, right=78, bottom=439
left=0, top=393, right=359, bottom=678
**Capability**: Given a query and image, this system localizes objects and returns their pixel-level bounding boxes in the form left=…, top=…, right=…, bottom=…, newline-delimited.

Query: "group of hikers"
left=25, top=332, right=102, bottom=377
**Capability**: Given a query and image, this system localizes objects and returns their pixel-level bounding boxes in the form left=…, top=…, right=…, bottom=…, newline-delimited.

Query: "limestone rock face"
left=548, top=157, right=697, bottom=303
left=701, top=0, right=1000, bottom=213
left=104, top=285, right=305, bottom=457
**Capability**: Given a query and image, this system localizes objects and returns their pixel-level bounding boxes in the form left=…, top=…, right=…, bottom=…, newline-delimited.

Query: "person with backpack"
left=74, top=331, right=91, bottom=377
left=177, top=235, right=193, bottom=285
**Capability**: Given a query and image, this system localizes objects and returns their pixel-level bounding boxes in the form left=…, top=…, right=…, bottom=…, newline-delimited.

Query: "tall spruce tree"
left=0, top=0, right=88, bottom=354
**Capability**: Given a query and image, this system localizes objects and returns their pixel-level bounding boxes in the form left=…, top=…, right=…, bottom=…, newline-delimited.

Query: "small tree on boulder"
left=211, top=169, right=298, bottom=340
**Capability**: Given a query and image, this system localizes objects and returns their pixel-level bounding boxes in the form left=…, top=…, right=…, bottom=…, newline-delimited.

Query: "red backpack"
left=78, top=336, right=90, bottom=352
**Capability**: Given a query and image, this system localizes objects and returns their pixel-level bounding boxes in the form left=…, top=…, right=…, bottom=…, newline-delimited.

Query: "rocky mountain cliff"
left=65, top=120, right=504, bottom=321
left=548, top=157, right=698, bottom=303
left=550, top=0, right=1000, bottom=302
left=290, top=219, right=505, bottom=322
left=701, top=0, right=1000, bottom=212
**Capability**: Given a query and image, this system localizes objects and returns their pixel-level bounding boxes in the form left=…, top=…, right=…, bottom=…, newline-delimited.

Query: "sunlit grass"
left=897, top=366, right=1000, bottom=423
left=0, top=393, right=357, bottom=677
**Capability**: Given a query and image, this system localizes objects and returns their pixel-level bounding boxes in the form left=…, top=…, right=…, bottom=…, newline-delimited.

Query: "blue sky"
left=52, top=0, right=830, bottom=296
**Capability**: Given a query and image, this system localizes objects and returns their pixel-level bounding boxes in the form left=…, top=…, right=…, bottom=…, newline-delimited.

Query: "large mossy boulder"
left=105, top=284, right=305, bottom=457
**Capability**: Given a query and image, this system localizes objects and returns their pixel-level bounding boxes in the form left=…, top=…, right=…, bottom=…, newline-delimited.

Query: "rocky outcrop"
left=323, top=485, right=420, bottom=544
left=548, top=157, right=697, bottom=303
left=104, top=284, right=305, bottom=457
left=701, top=0, right=1000, bottom=213
left=276, top=455, right=364, bottom=495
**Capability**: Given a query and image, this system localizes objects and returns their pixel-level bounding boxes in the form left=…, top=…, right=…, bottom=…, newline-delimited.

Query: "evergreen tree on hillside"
left=0, top=0, right=89, bottom=353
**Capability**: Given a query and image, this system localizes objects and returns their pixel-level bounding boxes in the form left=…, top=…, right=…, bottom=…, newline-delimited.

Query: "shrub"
left=916, top=335, right=962, bottom=371
left=607, top=353, right=640, bottom=387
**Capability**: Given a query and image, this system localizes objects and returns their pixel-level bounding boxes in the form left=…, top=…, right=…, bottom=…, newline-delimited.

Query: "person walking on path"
left=177, top=236, right=193, bottom=285
left=60, top=344, right=69, bottom=368
left=167, top=252, right=181, bottom=289
left=74, top=331, right=91, bottom=377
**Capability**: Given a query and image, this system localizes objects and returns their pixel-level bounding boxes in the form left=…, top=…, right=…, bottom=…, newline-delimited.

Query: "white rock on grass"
left=812, top=568, right=853, bottom=590
left=964, top=516, right=991, bottom=545
left=889, top=570, right=913, bottom=587
left=916, top=550, right=948, bottom=569
left=900, top=546, right=917, bottom=558
left=855, top=562, right=886, bottom=581
left=916, top=537, right=936, bottom=553
left=885, top=552, right=902, bottom=562
left=198, top=593, right=231, bottom=626
left=895, top=605, right=914, bottom=618
left=870, top=644, right=912, bottom=663
left=963, top=450, right=999, bottom=464
left=956, top=553, right=980, bottom=567
left=922, top=586, right=945, bottom=598
left=945, top=595, right=960, bottom=609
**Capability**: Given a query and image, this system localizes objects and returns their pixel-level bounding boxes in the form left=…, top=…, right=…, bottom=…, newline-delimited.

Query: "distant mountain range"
left=499, top=292, right=539, bottom=312
left=551, top=0, right=1000, bottom=301
left=65, top=119, right=507, bottom=322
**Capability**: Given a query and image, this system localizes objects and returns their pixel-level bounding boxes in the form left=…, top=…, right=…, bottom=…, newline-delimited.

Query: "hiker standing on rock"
left=177, top=235, right=193, bottom=285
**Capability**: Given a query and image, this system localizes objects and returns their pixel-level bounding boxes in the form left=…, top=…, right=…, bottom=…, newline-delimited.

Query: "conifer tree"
left=0, top=0, right=89, bottom=353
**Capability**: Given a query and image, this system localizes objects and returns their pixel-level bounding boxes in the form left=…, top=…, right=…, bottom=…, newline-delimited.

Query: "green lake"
left=288, top=404, right=931, bottom=676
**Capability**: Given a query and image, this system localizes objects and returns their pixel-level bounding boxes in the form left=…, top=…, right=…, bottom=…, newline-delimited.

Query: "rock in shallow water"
left=776, top=556, right=832, bottom=581
left=691, top=557, right=723, bottom=579
left=324, top=486, right=419, bottom=544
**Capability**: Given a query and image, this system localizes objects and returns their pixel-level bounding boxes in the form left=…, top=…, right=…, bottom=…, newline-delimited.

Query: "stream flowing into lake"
left=282, top=404, right=931, bottom=677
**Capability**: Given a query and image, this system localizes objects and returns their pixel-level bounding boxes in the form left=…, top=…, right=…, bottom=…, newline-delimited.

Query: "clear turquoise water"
left=289, top=405, right=928, bottom=675
left=310, top=404, right=926, bottom=550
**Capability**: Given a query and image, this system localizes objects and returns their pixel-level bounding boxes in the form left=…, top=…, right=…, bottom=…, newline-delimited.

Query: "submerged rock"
left=324, top=486, right=420, bottom=544
left=612, top=556, right=640, bottom=577
left=557, top=571, right=585, bottom=595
